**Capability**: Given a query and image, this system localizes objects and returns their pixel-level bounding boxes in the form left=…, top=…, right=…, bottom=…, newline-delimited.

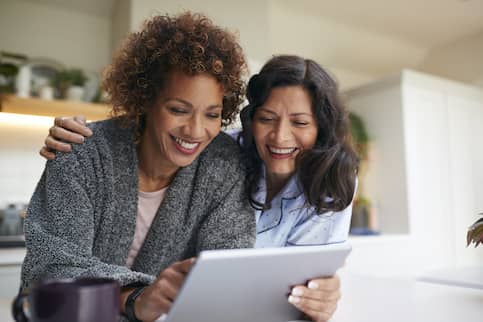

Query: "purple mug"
left=12, top=277, right=120, bottom=322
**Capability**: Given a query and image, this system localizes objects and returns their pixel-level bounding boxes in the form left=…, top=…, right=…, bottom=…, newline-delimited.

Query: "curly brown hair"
left=103, top=12, right=247, bottom=136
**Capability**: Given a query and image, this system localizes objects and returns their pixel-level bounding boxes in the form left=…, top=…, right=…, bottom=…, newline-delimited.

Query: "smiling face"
left=252, top=86, right=318, bottom=178
left=143, top=70, right=224, bottom=172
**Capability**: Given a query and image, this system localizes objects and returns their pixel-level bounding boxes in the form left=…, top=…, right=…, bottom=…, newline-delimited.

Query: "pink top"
left=126, top=187, right=168, bottom=268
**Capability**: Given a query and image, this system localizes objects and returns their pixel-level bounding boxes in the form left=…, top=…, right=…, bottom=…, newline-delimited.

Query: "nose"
left=182, top=113, right=204, bottom=139
left=272, top=119, right=292, bottom=143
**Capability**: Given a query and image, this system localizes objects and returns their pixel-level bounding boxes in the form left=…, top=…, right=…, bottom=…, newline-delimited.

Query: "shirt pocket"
left=286, top=213, right=334, bottom=246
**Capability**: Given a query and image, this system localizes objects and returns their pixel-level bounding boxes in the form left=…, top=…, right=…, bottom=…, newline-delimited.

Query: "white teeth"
left=175, top=137, right=199, bottom=150
left=268, top=147, right=296, bottom=154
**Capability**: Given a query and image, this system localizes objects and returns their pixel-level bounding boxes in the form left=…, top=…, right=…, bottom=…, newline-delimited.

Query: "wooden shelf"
left=0, top=94, right=110, bottom=121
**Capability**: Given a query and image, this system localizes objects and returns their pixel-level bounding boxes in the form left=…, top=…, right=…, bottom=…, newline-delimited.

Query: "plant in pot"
left=52, top=68, right=87, bottom=101
left=0, top=51, right=28, bottom=95
left=348, top=112, right=378, bottom=235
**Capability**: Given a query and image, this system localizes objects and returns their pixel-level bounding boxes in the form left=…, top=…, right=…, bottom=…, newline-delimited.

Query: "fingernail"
left=291, top=288, right=303, bottom=296
left=288, top=295, right=300, bottom=304
left=308, top=281, right=319, bottom=290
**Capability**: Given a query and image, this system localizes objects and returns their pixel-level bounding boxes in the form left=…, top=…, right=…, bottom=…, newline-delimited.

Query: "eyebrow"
left=258, top=107, right=313, bottom=117
left=162, top=98, right=222, bottom=110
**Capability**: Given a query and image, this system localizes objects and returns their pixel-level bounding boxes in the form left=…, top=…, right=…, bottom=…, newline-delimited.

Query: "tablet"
left=165, top=242, right=351, bottom=322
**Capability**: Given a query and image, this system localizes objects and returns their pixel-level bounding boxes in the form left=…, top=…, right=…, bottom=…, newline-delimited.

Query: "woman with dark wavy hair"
left=239, top=55, right=358, bottom=249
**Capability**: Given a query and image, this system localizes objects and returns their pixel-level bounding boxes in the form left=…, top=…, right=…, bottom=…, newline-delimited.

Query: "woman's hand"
left=39, top=115, right=92, bottom=160
left=288, top=275, right=341, bottom=322
left=133, top=258, right=195, bottom=322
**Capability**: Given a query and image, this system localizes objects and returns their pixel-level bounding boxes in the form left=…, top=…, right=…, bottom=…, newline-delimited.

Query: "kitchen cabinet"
left=345, top=70, right=483, bottom=275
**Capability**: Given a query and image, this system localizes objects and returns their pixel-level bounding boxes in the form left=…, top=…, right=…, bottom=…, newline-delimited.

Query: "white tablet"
left=165, top=242, right=352, bottom=322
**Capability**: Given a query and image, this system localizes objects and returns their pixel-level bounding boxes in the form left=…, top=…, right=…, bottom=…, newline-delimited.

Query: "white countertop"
left=332, top=270, right=483, bottom=322
left=0, top=268, right=481, bottom=322
left=0, top=248, right=25, bottom=266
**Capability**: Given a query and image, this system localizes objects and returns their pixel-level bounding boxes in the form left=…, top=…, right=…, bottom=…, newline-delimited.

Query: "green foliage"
left=349, top=112, right=369, bottom=160
left=53, top=68, right=87, bottom=87
left=0, top=51, right=27, bottom=94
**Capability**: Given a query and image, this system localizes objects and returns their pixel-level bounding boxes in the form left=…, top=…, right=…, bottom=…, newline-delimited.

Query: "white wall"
left=0, top=114, right=51, bottom=206
left=267, top=1, right=428, bottom=90
left=111, top=0, right=132, bottom=54
left=419, top=31, right=483, bottom=87
left=345, top=76, right=409, bottom=234
left=344, top=71, right=483, bottom=278
left=129, top=0, right=271, bottom=65
left=0, top=0, right=111, bottom=73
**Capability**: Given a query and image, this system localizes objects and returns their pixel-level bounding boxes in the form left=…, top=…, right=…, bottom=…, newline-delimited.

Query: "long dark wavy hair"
left=240, top=55, right=358, bottom=213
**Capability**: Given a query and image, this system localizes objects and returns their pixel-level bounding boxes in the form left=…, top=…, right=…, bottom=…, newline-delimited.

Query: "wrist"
left=124, top=286, right=147, bottom=322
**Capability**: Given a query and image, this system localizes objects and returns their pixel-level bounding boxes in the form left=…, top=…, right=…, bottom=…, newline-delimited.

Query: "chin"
left=266, top=165, right=295, bottom=177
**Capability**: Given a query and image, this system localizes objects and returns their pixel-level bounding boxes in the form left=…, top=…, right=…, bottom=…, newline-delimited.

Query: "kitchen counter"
left=0, top=248, right=25, bottom=266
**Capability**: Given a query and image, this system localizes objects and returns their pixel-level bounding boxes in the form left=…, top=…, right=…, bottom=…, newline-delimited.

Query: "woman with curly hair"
left=36, top=16, right=354, bottom=322
left=21, top=12, right=254, bottom=322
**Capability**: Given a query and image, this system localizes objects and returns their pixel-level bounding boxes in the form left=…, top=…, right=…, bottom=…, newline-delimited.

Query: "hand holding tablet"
left=164, top=242, right=351, bottom=322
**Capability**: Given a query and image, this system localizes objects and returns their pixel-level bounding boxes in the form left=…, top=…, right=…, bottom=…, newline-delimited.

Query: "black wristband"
left=124, top=286, right=147, bottom=322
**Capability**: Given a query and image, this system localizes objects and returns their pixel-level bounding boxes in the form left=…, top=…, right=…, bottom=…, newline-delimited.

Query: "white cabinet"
left=0, top=265, right=21, bottom=299
left=345, top=70, right=483, bottom=275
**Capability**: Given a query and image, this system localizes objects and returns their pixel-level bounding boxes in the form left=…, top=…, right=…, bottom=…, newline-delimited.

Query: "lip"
left=267, top=145, right=298, bottom=159
left=171, top=135, right=202, bottom=155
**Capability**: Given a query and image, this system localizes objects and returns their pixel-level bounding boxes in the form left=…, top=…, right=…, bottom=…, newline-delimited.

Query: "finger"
left=73, top=115, right=87, bottom=125
left=289, top=290, right=338, bottom=322
left=156, top=278, right=181, bottom=302
left=50, top=126, right=85, bottom=144
left=158, top=267, right=186, bottom=289
left=55, top=116, right=92, bottom=137
left=45, top=136, right=72, bottom=153
left=292, top=286, right=341, bottom=302
left=171, top=257, right=196, bottom=274
left=39, top=146, right=56, bottom=160
left=295, top=305, right=334, bottom=322
left=307, top=276, right=340, bottom=291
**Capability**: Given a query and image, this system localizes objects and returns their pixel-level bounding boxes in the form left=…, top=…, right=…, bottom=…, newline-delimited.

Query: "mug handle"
left=12, top=293, right=30, bottom=322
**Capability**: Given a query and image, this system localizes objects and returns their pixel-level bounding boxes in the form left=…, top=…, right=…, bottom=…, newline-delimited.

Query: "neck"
left=265, top=171, right=292, bottom=204
left=137, top=131, right=179, bottom=192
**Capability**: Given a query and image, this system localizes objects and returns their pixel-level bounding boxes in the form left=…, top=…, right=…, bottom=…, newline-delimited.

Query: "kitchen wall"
left=267, top=1, right=428, bottom=90
left=0, top=0, right=111, bottom=74
left=420, top=30, right=483, bottom=86
left=111, top=0, right=131, bottom=55
left=128, top=0, right=271, bottom=65
left=0, top=114, right=51, bottom=206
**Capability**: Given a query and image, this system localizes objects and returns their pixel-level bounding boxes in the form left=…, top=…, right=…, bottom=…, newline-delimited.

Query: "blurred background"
left=0, top=0, right=482, bottom=311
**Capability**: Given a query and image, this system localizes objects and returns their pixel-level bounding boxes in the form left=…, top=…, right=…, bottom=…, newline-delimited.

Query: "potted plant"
left=0, top=51, right=28, bottom=95
left=467, top=214, right=483, bottom=247
left=52, top=68, right=87, bottom=101
left=348, top=112, right=378, bottom=234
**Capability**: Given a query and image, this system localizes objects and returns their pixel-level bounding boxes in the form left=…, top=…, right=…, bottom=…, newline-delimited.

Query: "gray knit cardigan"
left=21, top=118, right=255, bottom=292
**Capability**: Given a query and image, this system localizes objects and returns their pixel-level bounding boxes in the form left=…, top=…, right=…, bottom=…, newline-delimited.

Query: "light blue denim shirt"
left=253, top=166, right=354, bottom=248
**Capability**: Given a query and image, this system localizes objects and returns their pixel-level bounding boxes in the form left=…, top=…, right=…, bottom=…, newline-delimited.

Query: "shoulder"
left=199, top=132, right=243, bottom=165
left=52, top=118, right=135, bottom=171
left=196, top=132, right=245, bottom=183
left=85, top=118, right=134, bottom=146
